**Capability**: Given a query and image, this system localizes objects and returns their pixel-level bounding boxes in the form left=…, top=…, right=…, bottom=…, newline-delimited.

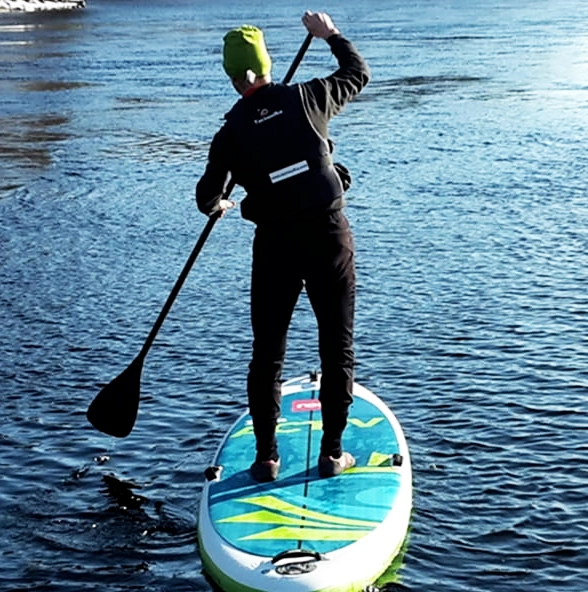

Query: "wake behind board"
left=198, top=374, right=412, bottom=592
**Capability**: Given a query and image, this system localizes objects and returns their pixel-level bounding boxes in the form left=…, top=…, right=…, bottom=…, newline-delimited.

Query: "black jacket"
left=196, top=34, right=370, bottom=225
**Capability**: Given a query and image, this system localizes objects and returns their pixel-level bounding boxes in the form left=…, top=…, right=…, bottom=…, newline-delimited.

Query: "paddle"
left=87, top=32, right=313, bottom=438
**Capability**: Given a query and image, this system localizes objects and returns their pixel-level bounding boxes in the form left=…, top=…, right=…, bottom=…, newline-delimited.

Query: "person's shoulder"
left=225, top=95, right=247, bottom=121
left=255, top=82, right=302, bottom=104
left=263, top=82, right=296, bottom=95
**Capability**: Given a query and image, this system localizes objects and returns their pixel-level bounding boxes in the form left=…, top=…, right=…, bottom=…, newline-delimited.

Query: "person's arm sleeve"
left=304, top=34, right=371, bottom=119
left=195, top=126, right=231, bottom=216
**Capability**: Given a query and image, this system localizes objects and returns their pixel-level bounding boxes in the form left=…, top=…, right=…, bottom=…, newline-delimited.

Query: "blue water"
left=1, top=0, right=588, bottom=590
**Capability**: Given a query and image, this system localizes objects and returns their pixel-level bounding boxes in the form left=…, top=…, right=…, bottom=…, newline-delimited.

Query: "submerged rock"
left=0, top=0, right=86, bottom=11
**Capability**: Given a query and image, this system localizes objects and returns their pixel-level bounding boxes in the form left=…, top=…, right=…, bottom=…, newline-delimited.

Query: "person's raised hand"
left=302, top=11, right=340, bottom=39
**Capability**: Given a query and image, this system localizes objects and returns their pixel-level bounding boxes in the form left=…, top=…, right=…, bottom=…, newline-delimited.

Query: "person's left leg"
left=247, top=230, right=302, bottom=472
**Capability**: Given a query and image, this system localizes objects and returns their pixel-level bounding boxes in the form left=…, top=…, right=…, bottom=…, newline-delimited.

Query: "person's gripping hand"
left=302, top=11, right=340, bottom=39
left=211, top=198, right=236, bottom=218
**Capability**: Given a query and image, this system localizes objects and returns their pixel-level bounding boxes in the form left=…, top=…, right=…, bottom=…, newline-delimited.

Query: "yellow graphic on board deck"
left=218, top=495, right=379, bottom=542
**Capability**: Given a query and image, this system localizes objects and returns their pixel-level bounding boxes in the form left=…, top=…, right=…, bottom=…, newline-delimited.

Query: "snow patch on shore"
left=0, top=0, right=85, bottom=11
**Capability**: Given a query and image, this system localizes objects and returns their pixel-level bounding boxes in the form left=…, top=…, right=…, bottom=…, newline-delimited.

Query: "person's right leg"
left=304, top=212, right=356, bottom=476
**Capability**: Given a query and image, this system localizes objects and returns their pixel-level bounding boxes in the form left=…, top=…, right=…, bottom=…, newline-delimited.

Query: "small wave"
left=20, top=80, right=97, bottom=92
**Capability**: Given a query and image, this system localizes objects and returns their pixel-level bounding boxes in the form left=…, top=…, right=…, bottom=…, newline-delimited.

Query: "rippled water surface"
left=1, top=0, right=588, bottom=590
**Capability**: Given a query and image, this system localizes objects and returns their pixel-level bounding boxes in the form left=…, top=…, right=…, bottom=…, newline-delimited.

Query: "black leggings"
left=247, top=210, right=355, bottom=462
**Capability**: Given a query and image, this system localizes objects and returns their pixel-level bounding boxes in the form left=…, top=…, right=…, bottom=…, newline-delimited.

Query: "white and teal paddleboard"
left=197, top=374, right=412, bottom=592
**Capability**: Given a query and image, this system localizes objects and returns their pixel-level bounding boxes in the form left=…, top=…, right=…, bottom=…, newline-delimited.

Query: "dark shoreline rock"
left=0, top=0, right=86, bottom=11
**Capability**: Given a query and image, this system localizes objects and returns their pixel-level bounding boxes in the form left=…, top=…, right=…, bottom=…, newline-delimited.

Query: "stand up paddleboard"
left=198, top=373, right=412, bottom=592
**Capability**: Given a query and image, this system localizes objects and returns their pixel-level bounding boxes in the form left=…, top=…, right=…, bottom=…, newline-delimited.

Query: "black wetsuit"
left=196, top=34, right=370, bottom=462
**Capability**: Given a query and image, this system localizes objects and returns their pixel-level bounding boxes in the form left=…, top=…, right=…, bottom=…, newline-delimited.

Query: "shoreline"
left=0, top=0, right=85, bottom=11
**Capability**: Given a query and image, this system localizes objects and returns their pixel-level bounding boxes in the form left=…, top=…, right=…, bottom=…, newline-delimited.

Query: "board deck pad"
left=198, top=375, right=412, bottom=592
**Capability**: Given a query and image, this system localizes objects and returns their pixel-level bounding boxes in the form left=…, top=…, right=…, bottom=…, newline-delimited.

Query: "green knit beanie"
left=223, top=25, right=272, bottom=80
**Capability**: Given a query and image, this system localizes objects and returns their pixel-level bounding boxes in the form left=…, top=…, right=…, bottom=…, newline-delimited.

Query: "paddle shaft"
left=137, top=32, right=313, bottom=362
left=137, top=210, right=220, bottom=361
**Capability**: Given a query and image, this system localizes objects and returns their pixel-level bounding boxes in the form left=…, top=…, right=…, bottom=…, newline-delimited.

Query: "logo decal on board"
left=292, top=399, right=321, bottom=412
left=230, top=416, right=385, bottom=439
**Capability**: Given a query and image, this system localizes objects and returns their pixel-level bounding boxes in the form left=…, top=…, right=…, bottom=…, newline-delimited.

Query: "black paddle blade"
left=87, top=358, right=143, bottom=438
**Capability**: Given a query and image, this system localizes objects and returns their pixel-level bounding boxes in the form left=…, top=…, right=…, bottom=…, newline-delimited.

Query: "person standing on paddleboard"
left=196, top=11, right=370, bottom=482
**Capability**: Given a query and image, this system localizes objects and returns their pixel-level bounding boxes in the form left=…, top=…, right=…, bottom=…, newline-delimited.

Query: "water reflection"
left=20, top=80, right=95, bottom=91
left=0, top=13, right=85, bottom=36
left=101, top=130, right=208, bottom=165
left=361, top=75, right=486, bottom=101
left=0, top=11, right=91, bottom=190
left=0, top=114, right=71, bottom=188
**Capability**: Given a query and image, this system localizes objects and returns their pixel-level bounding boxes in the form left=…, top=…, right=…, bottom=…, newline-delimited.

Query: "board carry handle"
left=271, top=549, right=325, bottom=564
